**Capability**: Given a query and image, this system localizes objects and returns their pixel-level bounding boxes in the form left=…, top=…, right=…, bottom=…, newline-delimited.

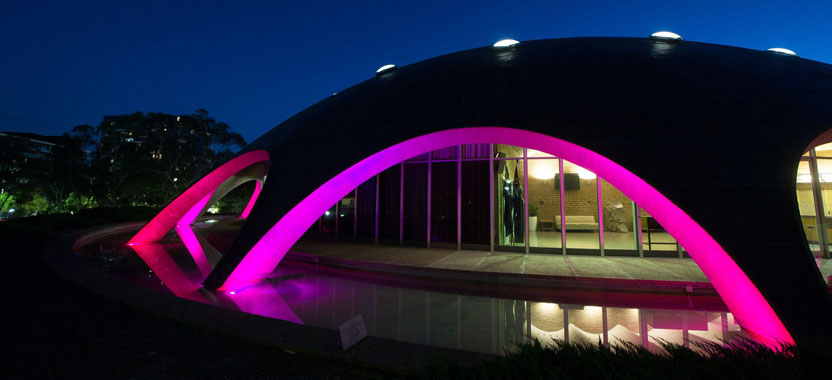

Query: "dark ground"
left=1, top=229, right=392, bottom=379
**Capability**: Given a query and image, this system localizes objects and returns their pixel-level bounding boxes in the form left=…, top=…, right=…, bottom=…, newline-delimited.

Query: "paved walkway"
left=290, top=240, right=710, bottom=283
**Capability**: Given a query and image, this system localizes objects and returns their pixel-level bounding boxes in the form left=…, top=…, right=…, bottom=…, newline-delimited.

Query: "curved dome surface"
left=137, top=37, right=832, bottom=344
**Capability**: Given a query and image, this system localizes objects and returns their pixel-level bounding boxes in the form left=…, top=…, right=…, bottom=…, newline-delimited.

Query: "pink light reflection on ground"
left=129, top=243, right=206, bottom=303
left=226, top=284, right=304, bottom=324
left=128, top=150, right=270, bottom=244
left=240, top=181, right=262, bottom=219
left=219, top=127, right=793, bottom=346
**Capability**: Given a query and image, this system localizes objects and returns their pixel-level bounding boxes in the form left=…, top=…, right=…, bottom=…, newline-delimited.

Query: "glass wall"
left=495, top=157, right=525, bottom=250
left=403, top=162, right=428, bottom=246
left=528, top=154, right=561, bottom=251
left=305, top=143, right=692, bottom=259
left=337, top=191, right=354, bottom=240
left=431, top=161, right=457, bottom=246
left=640, top=206, right=679, bottom=255
left=563, top=160, right=600, bottom=251
left=378, top=166, right=401, bottom=244
left=798, top=143, right=832, bottom=258
left=461, top=161, right=490, bottom=246
left=355, top=178, right=376, bottom=242
left=796, top=160, right=820, bottom=253
left=601, top=179, right=637, bottom=251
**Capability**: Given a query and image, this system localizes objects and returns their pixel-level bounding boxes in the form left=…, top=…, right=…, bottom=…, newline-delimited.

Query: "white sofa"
left=555, top=215, right=599, bottom=231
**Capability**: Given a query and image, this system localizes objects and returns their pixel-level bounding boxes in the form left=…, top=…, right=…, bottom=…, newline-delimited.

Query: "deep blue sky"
left=2, top=0, right=830, bottom=143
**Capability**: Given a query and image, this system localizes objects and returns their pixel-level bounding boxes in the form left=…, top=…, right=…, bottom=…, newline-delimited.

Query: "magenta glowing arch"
left=128, top=150, right=270, bottom=244
left=218, top=127, right=793, bottom=346
left=240, top=180, right=262, bottom=219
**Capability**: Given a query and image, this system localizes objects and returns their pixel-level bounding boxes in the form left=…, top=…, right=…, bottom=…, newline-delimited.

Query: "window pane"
left=321, top=204, right=336, bottom=239
left=527, top=149, right=555, bottom=158
left=379, top=166, right=402, bottom=241
left=356, top=177, right=376, bottom=242
left=432, top=146, right=458, bottom=160
left=461, top=144, right=490, bottom=159
left=563, top=160, right=599, bottom=250
left=819, top=159, right=832, bottom=217
left=796, top=160, right=820, bottom=253
left=461, top=161, right=490, bottom=245
left=815, top=143, right=832, bottom=157
left=528, top=158, right=561, bottom=249
left=337, top=190, right=355, bottom=240
left=607, top=308, right=641, bottom=348
left=495, top=144, right=523, bottom=159
left=403, top=163, right=428, bottom=245
left=567, top=306, right=604, bottom=345
left=640, top=207, right=677, bottom=252
left=601, top=179, right=637, bottom=251
left=431, top=162, right=457, bottom=244
left=529, top=302, right=564, bottom=343
left=495, top=159, right=525, bottom=248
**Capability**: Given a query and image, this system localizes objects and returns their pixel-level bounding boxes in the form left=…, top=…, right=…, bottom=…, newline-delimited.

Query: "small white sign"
left=339, top=314, right=368, bottom=351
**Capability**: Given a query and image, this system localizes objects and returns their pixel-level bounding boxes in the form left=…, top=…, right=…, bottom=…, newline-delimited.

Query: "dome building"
left=129, top=36, right=832, bottom=345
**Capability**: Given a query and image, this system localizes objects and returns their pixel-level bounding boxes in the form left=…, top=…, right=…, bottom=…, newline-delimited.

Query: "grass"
left=422, top=338, right=832, bottom=379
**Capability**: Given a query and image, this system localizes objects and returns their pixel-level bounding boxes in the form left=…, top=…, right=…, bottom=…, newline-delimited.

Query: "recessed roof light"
left=493, top=39, right=520, bottom=48
left=767, top=48, right=797, bottom=56
left=375, top=64, right=397, bottom=75
left=649, top=31, right=682, bottom=41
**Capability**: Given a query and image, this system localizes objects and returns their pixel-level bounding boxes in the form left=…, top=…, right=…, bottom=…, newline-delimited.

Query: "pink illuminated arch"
left=218, top=127, right=793, bottom=346
left=129, top=150, right=270, bottom=244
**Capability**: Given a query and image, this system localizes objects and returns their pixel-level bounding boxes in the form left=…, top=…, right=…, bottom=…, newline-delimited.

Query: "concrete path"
left=290, top=240, right=710, bottom=283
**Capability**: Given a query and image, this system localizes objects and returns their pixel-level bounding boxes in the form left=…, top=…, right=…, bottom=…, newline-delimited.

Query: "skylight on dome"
left=767, top=48, right=797, bottom=56
left=493, top=39, right=520, bottom=48
left=649, top=31, right=682, bottom=41
left=375, top=64, right=397, bottom=75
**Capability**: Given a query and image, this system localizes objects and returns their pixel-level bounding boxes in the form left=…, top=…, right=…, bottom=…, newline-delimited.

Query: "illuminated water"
left=78, top=220, right=746, bottom=355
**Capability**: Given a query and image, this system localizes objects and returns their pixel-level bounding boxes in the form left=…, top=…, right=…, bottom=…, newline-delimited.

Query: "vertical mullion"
left=559, top=158, right=566, bottom=255
left=523, top=148, right=530, bottom=254
left=334, top=200, right=339, bottom=237
left=489, top=145, right=495, bottom=253
left=374, top=174, right=380, bottom=244
left=400, top=163, right=404, bottom=245
left=598, top=178, right=604, bottom=256
left=602, top=307, right=609, bottom=348
left=636, top=204, right=644, bottom=258
left=809, top=150, right=828, bottom=257
left=353, top=186, right=358, bottom=241
left=427, top=154, right=432, bottom=248
left=457, top=146, right=462, bottom=250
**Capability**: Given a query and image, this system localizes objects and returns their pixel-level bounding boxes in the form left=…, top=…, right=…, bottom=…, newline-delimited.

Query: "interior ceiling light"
left=375, top=64, right=397, bottom=75
left=493, top=39, right=520, bottom=48
left=649, top=31, right=682, bottom=41
left=767, top=48, right=797, bottom=56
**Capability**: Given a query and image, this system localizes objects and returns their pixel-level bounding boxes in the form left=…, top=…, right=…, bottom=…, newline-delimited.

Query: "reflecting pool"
left=78, top=220, right=747, bottom=355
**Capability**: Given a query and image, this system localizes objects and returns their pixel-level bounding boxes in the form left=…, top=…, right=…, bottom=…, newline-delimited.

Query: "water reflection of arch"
left=212, top=127, right=792, bottom=346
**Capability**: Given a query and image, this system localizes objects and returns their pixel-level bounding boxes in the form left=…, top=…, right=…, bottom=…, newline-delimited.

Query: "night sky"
left=2, top=0, right=830, bottom=144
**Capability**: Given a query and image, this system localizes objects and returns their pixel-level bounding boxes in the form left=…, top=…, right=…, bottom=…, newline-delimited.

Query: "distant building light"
left=493, top=39, right=520, bottom=48
left=173, top=177, right=178, bottom=182
left=767, top=47, right=797, bottom=56
left=325, top=210, right=331, bottom=216
left=176, top=116, right=181, bottom=121
left=649, top=31, right=683, bottom=41
left=375, top=64, right=397, bottom=75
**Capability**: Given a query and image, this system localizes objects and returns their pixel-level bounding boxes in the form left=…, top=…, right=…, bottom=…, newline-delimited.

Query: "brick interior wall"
left=529, top=176, right=635, bottom=231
